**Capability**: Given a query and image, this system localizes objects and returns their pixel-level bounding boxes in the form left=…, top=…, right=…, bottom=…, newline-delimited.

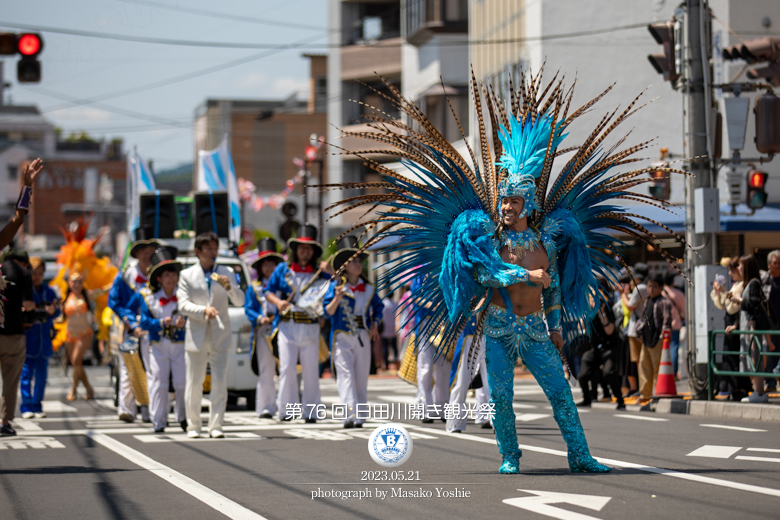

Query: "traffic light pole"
left=684, top=0, right=714, bottom=399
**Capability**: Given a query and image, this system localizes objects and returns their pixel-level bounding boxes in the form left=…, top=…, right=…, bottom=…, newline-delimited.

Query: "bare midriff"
left=488, top=241, right=549, bottom=316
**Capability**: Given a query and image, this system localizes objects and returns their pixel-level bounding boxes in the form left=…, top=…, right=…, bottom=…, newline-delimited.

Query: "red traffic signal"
left=748, top=170, right=767, bottom=189
left=17, top=33, right=42, bottom=56
left=746, top=170, right=768, bottom=210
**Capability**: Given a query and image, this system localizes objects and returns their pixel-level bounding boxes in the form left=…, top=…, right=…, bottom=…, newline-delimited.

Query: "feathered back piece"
left=322, top=68, right=689, bottom=354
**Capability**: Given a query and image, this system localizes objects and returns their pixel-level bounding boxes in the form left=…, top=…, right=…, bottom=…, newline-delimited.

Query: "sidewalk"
left=647, top=378, right=780, bottom=422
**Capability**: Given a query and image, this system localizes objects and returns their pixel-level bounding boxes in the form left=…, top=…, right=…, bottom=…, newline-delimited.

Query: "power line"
left=24, top=31, right=327, bottom=119
left=117, top=0, right=330, bottom=33
left=0, top=20, right=655, bottom=50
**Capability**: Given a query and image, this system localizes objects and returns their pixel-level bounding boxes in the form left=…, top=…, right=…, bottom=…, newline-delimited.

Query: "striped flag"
left=126, top=148, right=156, bottom=238
left=196, top=136, right=241, bottom=243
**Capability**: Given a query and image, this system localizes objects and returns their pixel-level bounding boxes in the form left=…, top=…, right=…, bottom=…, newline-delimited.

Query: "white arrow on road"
left=503, top=489, right=611, bottom=520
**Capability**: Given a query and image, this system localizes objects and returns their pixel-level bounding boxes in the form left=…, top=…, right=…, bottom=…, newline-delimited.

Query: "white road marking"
left=615, top=414, right=669, bottom=422
left=135, top=432, right=263, bottom=443
left=0, top=437, right=65, bottom=449
left=403, top=425, right=780, bottom=499
left=747, top=448, right=780, bottom=453
left=504, top=489, right=611, bottom=520
left=517, top=414, right=551, bottom=422
left=686, top=445, right=742, bottom=458
left=736, top=455, right=780, bottom=464
left=86, top=431, right=268, bottom=520
left=40, top=401, right=78, bottom=413
left=14, top=420, right=43, bottom=431
left=700, top=424, right=767, bottom=432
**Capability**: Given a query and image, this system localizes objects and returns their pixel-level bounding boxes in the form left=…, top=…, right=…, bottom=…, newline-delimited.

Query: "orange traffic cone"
left=653, top=330, right=678, bottom=397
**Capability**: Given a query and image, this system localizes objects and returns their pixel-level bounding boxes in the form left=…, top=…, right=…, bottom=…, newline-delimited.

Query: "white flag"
left=126, top=149, right=156, bottom=238
left=196, top=136, right=241, bottom=243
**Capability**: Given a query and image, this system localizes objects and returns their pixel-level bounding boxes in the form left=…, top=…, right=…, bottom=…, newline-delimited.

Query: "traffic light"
left=648, top=21, right=680, bottom=85
left=746, top=170, right=768, bottom=210
left=0, top=33, right=43, bottom=82
left=649, top=168, right=671, bottom=200
left=755, top=91, right=780, bottom=154
left=722, top=36, right=780, bottom=87
left=16, top=33, right=43, bottom=83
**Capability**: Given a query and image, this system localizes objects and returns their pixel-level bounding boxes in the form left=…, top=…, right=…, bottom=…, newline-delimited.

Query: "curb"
left=656, top=398, right=780, bottom=422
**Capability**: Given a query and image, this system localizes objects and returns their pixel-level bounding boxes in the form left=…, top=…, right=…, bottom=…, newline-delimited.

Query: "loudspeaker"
left=139, top=191, right=176, bottom=239
left=194, top=191, right=229, bottom=238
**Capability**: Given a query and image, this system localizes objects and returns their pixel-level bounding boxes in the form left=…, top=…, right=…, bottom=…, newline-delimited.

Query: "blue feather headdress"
left=496, top=114, right=566, bottom=216
left=322, top=70, right=690, bottom=362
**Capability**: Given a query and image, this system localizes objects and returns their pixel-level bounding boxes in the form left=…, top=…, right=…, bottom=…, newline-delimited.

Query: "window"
left=7, top=165, right=17, bottom=181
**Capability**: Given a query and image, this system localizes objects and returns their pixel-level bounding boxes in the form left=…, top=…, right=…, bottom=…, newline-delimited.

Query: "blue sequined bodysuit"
left=476, top=229, right=610, bottom=475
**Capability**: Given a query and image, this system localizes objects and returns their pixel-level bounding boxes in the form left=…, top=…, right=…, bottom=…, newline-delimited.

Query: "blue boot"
left=492, top=394, right=523, bottom=474
left=549, top=390, right=611, bottom=473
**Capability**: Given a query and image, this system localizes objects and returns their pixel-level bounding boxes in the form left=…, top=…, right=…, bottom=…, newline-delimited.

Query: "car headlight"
left=235, top=323, right=252, bottom=354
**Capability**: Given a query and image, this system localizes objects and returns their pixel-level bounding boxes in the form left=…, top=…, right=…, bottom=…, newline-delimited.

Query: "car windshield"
left=178, top=258, right=248, bottom=306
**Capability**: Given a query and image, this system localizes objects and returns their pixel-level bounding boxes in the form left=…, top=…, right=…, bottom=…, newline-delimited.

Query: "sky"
left=0, top=0, right=329, bottom=170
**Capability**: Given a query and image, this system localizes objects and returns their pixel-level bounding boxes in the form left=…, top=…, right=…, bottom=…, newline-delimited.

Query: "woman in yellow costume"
left=51, top=216, right=117, bottom=399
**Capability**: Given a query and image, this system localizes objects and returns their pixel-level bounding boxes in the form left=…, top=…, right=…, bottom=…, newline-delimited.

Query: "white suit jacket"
left=178, top=263, right=246, bottom=352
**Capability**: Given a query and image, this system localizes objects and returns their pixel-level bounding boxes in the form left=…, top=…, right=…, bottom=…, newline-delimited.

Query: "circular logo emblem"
left=368, top=423, right=413, bottom=467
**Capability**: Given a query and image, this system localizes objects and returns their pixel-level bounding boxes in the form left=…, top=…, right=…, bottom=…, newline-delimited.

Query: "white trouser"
left=185, top=325, right=229, bottom=434
left=416, top=337, right=452, bottom=419
left=277, top=320, right=321, bottom=420
left=148, top=338, right=186, bottom=430
left=446, top=336, right=491, bottom=432
left=118, top=337, right=150, bottom=421
left=255, top=335, right=277, bottom=416
left=333, top=330, right=371, bottom=424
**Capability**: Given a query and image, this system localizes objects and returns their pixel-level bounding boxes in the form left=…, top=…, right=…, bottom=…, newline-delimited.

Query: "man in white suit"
left=178, top=232, right=245, bottom=438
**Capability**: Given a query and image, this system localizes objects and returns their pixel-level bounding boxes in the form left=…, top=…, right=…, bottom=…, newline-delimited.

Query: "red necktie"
left=135, top=274, right=147, bottom=285
left=160, top=295, right=178, bottom=306
left=350, top=283, right=365, bottom=292
left=290, top=263, right=313, bottom=273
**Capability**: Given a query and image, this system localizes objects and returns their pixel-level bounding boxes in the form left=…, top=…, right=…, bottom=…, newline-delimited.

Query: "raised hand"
left=23, top=158, right=43, bottom=187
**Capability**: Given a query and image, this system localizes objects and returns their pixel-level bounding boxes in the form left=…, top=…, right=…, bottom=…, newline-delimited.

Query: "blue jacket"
left=449, top=315, right=477, bottom=387
left=24, top=284, right=60, bottom=359
left=323, top=279, right=384, bottom=346
left=264, top=262, right=330, bottom=329
left=108, top=272, right=142, bottom=331
left=245, top=281, right=269, bottom=359
left=139, top=289, right=186, bottom=344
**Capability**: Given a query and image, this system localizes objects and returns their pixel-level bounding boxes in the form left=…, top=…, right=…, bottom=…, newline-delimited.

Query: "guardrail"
left=707, top=329, right=780, bottom=400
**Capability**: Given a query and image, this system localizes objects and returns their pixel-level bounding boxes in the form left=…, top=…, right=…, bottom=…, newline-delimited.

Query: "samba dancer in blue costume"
left=324, top=70, right=687, bottom=474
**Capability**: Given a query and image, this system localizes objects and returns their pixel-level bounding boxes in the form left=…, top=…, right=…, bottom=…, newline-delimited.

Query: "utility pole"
left=684, top=0, right=714, bottom=398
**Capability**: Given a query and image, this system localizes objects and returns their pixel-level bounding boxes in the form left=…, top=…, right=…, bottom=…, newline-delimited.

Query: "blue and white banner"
left=196, top=135, right=241, bottom=243
left=127, top=149, right=156, bottom=238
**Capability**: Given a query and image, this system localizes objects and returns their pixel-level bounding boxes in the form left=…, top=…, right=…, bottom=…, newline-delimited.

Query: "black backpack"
left=636, top=296, right=661, bottom=347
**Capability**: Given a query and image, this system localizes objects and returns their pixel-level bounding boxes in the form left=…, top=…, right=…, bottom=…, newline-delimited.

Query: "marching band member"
left=108, top=236, right=160, bottom=423
left=264, top=225, right=328, bottom=422
left=139, top=247, right=187, bottom=433
left=178, top=232, right=245, bottom=439
left=244, top=237, right=284, bottom=419
left=446, top=316, right=492, bottom=433
left=411, top=274, right=452, bottom=423
left=323, top=237, right=383, bottom=429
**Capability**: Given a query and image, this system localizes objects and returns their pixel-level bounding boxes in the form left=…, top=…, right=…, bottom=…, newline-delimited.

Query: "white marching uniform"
left=255, top=280, right=277, bottom=417
left=446, top=335, right=491, bottom=432
left=267, top=266, right=323, bottom=421
left=416, top=320, right=452, bottom=420
left=332, top=286, right=373, bottom=425
left=119, top=264, right=151, bottom=422
left=144, top=289, right=186, bottom=431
